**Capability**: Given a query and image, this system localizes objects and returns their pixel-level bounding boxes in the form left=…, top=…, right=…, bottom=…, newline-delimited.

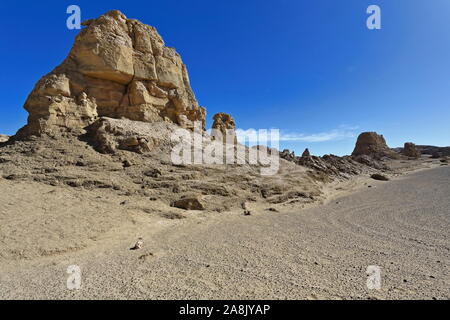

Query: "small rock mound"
left=171, top=196, right=205, bottom=211
left=371, top=173, right=390, bottom=181
left=352, top=132, right=398, bottom=159
left=402, top=142, right=420, bottom=158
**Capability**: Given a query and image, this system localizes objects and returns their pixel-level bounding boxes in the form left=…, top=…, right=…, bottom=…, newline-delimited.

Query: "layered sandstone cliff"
left=17, top=10, right=206, bottom=137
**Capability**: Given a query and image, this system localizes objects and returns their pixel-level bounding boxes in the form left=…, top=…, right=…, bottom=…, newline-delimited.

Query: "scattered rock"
left=130, top=238, right=144, bottom=250
left=244, top=210, right=252, bottom=216
left=122, top=160, right=133, bottom=168
left=144, top=168, right=162, bottom=178
left=75, top=160, right=86, bottom=167
left=171, top=196, right=205, bottom=211
left=371, top=174, right=390, bottom=181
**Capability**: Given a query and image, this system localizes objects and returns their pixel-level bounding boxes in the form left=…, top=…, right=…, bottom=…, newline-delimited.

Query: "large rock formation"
left=0, top=135, right=9, bottom=143
left=17, top=10, right=206, bottom=137
left=402, top=142, right=420, bottom=158
left=352, top=132, right=398, bottom=159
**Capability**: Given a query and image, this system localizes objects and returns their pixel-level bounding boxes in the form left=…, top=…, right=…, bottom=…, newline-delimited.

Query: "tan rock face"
left=0, top=135, right=9, bottom=143
left=403, top=142, right=420, bottom=158
left=211, top=112, right=236, bottom=143
left=17, top=10, right=205, bottom=137
left=86, top=117, right=180, bottom=154
left=352, top=132, right=398, bottom=159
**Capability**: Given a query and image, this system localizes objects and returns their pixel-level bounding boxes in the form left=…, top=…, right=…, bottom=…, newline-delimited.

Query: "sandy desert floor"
left=0, top=165, right=448, bottom=300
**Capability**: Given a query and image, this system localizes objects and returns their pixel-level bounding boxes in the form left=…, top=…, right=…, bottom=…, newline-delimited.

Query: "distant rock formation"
left=402, top=142, right=420, bottom=158
left=0, top=135, right=9, bottom=143
left=301, top=148, right=311, bottom=157
left=280, top=149, right=296, bottom=162
left=416, top=145, right=450, bottom=157
left=352, top=132, right=398, bottom=159
left=16, top=10, right=206, bottom=138
left=211, top=112, right=236, bottom=143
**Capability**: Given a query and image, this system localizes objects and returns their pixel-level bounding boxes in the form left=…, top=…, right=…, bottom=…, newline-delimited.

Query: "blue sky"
left=1, top=0, right=449, bottom=155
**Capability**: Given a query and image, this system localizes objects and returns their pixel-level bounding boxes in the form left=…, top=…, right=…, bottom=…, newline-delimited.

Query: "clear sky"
left=1, top=0, right=449, bottom=155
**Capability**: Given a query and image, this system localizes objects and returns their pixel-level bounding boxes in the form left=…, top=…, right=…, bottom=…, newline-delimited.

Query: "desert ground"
left=0, top=161, right=448, bottom=300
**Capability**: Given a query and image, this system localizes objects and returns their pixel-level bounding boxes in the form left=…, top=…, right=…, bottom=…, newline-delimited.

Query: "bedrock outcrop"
left=352, top=132, right=398, bottom=159
left=17, top=10, right=206, bottom=137
left=402, top=142, right=420, bottom=158
left=211, top=112, right=236, bottom=143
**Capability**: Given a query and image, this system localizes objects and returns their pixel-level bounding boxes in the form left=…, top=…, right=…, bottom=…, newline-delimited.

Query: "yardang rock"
left=352, top=132, right=398, bottom=159
left=402, top=142, right=420, bottom=158
left=17, top=10, right=206, bottom=138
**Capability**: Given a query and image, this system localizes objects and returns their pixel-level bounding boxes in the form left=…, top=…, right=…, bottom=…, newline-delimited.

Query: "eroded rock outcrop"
left=86, top=117, right=180, bottom=154
left=211, top=112, right=236, bottom=143
left=280, top=149, right=296, bottom=162
left=0, top=135, right=9, bottom=143
left=301, top=148, right=311, bottom=158
left=352, top=132, right=398, bottom=159
left=17, top=10, right=206, bottom=137
left=402, top=142, right=420, bottom=158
